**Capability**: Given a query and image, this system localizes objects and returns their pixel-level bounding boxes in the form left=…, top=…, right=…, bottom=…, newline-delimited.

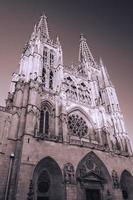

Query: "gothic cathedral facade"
left=0, top=14, right=133, bottom=200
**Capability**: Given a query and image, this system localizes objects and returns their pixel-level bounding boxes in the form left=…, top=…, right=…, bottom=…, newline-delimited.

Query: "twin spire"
left=30, top=14, right=99, bottom=70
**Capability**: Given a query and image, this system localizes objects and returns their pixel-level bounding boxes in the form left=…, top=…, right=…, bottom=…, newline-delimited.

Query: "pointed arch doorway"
left=120, top=170, right=133, bottom=200
left=33, top=157, right=65, bottom=200
left=76, top=152, right=111, bottom=200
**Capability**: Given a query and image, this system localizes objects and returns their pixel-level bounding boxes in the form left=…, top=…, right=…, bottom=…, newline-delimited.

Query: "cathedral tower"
left=0, top=14, right=133, bottom=200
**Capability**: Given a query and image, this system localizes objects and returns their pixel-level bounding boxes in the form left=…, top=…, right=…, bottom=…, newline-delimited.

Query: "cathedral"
left=0, top=14, right=133, bottom=200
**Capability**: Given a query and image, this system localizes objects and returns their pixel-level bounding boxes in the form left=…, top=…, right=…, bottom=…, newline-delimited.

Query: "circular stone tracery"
left=68, top=114, right=88, bottom=137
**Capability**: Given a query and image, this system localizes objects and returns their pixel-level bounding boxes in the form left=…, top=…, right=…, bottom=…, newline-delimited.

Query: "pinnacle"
left=41, top=11, right=47, bottom=19
left=80, top=33, right=86, bottom=41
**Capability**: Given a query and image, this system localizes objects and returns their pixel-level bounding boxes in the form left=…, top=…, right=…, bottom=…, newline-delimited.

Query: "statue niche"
left=63, top=163, right=75, bottom=184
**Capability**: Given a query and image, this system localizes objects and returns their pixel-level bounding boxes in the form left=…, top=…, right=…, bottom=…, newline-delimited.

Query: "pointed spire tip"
left=80, top=33, right=86, bottom=41
left=41, top=11, right=47, bottom=19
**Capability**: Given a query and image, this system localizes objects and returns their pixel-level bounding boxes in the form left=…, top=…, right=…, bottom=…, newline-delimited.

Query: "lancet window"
left=124, top=138, right=128, bottom=153
left=42, top=68, right=46, bottom=86
left=49, top=71, right=53, bottom=89
left=43, top=47, right=48, bottom=65
left=50, top=51, right=54, bottom=67
left=39, top=107, right=49, bottom=135
left=102, top=131, right=108, bottom=148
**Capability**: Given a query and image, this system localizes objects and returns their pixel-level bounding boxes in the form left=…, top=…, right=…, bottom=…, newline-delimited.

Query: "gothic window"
left=39, top=110, right=44, bottom=133
left=78, top=82, right=91, bottom=105
left=102, top=131, right=108, bottom=148
left=68, top=114, right=88, bottom=137
left=42, top=68, right=46, bottom=86
left=37, top=170, right=50, bottom=198
left=43, top=48, right=47, bottom=64
left=50, top=52, right=54, bottom=67
left=64, top=76, right=77, bottom=100
left=49, top=71, right=53, bottom=89
left=39, top=108, right=49, bottom=135
left=71, top=85, right=77, bottom=100
left=45, top=111, right=49, bottom=135
left=115, top=137, right=121, bottom=151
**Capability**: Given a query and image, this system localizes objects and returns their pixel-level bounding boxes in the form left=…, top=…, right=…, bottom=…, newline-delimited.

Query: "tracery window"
left=68, top=114, right=88, bottom=137
left=43, top=48, right=47, bottom=64
left=50, top=52, right=54, bottom=67
left=39, top=108, right=49, bottom=135
left=42, top=68, right=46, bottom=86
left=49, top=71, right=53, bottom=89
left=78, top=82, right=91, bottom=105
left=64, top=76, right=77, bottom=100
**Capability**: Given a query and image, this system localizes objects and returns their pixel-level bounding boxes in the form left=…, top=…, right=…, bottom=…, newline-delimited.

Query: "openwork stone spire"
left=79, top=34, right=97, bottom=68
left=36, top=13, right=50, bottom=39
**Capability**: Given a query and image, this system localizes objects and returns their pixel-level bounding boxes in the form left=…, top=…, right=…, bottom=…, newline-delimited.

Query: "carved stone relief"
left=64, top=163, right=75, bottom=184
left=112, top=170, right=119, bottom=189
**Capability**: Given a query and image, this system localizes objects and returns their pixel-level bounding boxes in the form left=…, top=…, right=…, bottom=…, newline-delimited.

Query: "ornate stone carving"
left=79, top=157, right=101, bottom=178
left=68, top=114, right=88, bottom=137
left=64, top=76, right=77, bottom=101
left=78, top=82, right=91, bottom=105
left=112, top=170, right=119, bottom=189
left=64, top=163, right=75, bottom=184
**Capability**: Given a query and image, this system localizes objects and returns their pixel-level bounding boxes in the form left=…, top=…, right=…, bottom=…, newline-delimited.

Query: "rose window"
left=68, top=114, right=88, bottom=137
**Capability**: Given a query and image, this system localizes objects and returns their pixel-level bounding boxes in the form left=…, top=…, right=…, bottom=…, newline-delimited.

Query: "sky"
left=0, top=0, right=133, bottom=141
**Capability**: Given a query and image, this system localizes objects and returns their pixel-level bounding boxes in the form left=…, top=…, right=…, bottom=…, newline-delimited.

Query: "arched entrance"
left=33, top=157, right=65, bottom=200
left=76, top=151, right=112, bottom=200
left=120, top=170, right=133, bottom=200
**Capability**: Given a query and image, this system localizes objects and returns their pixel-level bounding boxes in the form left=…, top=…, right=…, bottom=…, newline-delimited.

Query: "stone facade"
left=0, top=14, right=133, bottom=200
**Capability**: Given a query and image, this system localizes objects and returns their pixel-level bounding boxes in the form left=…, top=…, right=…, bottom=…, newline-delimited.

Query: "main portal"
left=86, top=189, right=101, bottom=200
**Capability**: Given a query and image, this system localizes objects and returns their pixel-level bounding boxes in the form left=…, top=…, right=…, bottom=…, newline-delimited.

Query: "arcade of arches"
left=27, top=152, right=133, bottom=200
